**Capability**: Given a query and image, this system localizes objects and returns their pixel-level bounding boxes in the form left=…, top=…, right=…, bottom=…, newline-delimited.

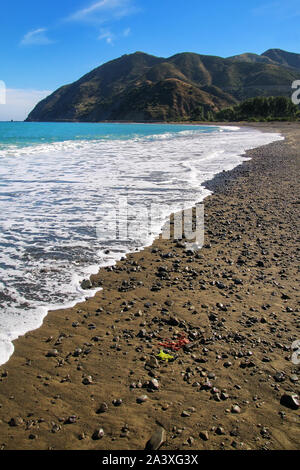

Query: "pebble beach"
left=0, top=122, right=299, bottom=451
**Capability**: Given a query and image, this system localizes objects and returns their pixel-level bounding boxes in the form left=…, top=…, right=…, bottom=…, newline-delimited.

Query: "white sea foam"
left=0, top=126, right=283, bottom=365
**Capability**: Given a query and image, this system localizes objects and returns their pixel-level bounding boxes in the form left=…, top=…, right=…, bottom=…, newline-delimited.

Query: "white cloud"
left=20, top=28, right=54, bottom=46
left=0, top=89, right=52, bottom=121
left=123, top=27, right=131, bottom=37
left=98, top=28, right=116, bottom=44
left=20, top=2, right=137, bottom=50
left=98, top=26, right=131, bottom=44
left=66, top=0, right=138, bottom=23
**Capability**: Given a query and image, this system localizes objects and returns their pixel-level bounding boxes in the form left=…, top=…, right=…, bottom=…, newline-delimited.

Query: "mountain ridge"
left=26, top=48, right=300, bottom=122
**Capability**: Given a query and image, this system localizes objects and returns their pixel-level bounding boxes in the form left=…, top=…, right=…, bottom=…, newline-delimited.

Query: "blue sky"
left=1, top=0, right=300, bottom=120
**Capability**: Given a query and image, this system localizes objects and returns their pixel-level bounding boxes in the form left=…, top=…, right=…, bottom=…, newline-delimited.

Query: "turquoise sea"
left=0, top=121, right=218, bottom=148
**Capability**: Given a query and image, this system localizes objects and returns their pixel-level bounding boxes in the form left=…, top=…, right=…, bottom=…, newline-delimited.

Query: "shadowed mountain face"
left=26, top=49, right=300, bottom=122
left=262, top=49, right=300, bottom=71
left=228, top=49, right=300, bottom=71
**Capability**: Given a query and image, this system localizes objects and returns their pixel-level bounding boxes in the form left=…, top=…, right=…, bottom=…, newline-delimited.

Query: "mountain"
left=228, top=49, right=300, bottom=71
left=262, top=49, right=300, bottom=71
left=228, top=52, right=277, bottom=65
left=26, top=49, right=300, bottom=122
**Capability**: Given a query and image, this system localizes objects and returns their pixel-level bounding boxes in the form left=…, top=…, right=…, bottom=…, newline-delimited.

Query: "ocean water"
left=0, top=122, right=283, bottom=365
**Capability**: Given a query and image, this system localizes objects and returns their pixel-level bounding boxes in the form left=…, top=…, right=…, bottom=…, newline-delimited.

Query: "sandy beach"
left=0, top=122, right=299, bottom=451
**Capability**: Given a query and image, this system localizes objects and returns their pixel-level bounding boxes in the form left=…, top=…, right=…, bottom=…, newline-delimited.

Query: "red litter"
left=158, top=333, right=190, bottom=351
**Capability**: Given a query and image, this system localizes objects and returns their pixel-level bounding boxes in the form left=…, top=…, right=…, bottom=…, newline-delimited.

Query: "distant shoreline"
left=23, top=119, right=299, bottom=125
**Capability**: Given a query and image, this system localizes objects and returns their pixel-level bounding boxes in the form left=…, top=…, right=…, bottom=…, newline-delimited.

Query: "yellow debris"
left=157, top=350, right=174, bottom=362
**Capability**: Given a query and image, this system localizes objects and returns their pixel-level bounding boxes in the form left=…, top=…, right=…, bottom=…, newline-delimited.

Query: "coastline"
left=0, top=122, right=299, bottom=450
left=0, top=123, right=278, bottom=367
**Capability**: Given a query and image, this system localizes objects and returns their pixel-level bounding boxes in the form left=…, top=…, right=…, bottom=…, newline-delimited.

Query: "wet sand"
left=0, top=122, right=299, bottom=451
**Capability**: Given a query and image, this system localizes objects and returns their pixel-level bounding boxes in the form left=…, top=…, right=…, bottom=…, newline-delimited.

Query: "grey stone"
left=136, top=395, right=148, bottom=404
left=92, top=428, right=104, bottom=440
left=9, top=417, right=23, bottom=427
left=199, top=431, right=209, bottom=441
left=280, top=393, right=299, bottom=410
left=145, top=426, right=166, bottom=450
